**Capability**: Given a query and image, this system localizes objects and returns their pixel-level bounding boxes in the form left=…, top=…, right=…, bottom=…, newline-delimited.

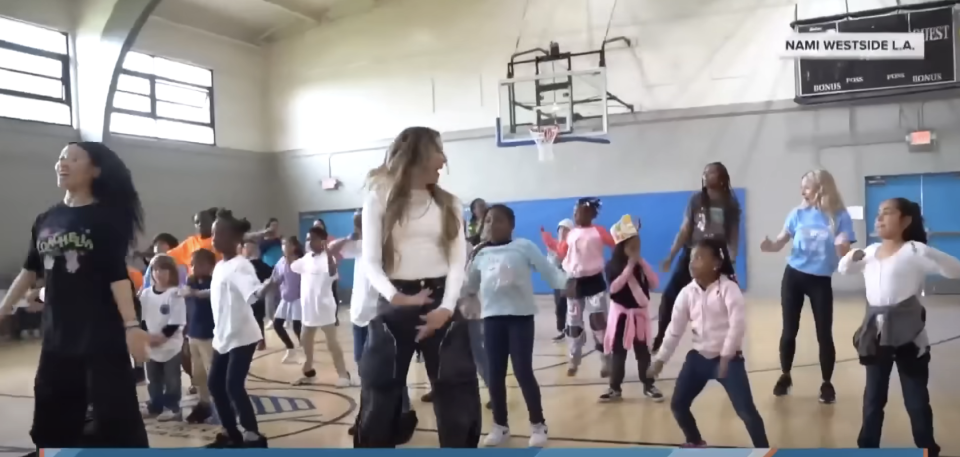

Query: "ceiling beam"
left=258, top=0, right=325, bottom=23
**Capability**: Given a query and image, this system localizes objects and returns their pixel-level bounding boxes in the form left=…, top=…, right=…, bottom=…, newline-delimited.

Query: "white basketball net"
left=529, top=125, right=560, bottom=162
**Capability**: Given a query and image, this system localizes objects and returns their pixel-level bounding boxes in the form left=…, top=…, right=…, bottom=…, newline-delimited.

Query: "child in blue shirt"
left=464, top=204, right=568, bottom=448
left=760, top=169, right=855, bottom=404
left=181, top=248, right=217, bottom=424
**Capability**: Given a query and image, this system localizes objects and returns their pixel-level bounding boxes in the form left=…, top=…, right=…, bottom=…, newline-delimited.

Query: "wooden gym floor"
left=1, top=295, right=959, bottom=454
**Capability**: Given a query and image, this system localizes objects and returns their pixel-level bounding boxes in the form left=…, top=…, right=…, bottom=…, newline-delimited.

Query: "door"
left=864, top=174, right=922, bottom=245
left=920, top=173, right=960, bottom=294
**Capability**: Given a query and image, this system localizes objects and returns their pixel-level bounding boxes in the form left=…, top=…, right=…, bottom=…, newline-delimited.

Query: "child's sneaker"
left=643, top=385, right=665, bottom=402
left=528, top=423, right=548, bottom=447
left=243, top=431, right=268, bottom=448
left=566, top=362, right=578, bottom=376
left=598, top=388, right=622, bottom=402
left=773, top=373, right=792, bottom=396
left=281, top=349, right=299, bottom=364
left=292, top=369, right=317, bottom=386
left=186, top=402, right=212, bottom=424
left=188, top=386, right=198, bottom=395
left=483, top=424, right=510, bottom=447
left=157, top=410, right=181, bottom=422
left=552, top=333, right=564, bottom=342
left=335, top=373, right=353, bottom=387
left=681, top=441, right=708, bottom=448
left=205, top=432, right=240, bottom=448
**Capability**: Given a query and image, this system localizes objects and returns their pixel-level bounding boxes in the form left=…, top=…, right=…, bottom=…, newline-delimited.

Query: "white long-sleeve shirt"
left=838, top=241, right=960, bottom=349
left=361, top=187, right=466, bottom=313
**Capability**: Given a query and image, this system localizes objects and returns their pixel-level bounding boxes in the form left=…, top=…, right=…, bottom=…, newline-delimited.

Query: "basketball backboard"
left=497, top=68, right=609, bottom=146
left=495, top=39, right=634, bottom=148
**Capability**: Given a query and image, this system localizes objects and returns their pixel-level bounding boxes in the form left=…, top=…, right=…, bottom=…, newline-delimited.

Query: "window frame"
left=111, top=52, right=217, bottom=145
left=0, top=19, right=72, bottom=126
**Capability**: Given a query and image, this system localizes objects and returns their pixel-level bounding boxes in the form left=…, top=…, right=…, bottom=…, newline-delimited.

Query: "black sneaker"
left=186, top=402, right=212, bottom=424
left=205, top=432, right=240, bottom=448
left=773, top=373, right=792, bottom=396
left=421, top=391, right=433, bottom=402
left=348, top=424, right=357, bottom=436
left=643, top=385, right=665, bottom=403
left=244, top=433, right=269, bottom=448
left=485, top=400, right=492, bottom=410
left=552, top=333, right=565, bottom=342
left=819, top=381, right=836, bottom=404
left=598, top=388, right=622, bottom=402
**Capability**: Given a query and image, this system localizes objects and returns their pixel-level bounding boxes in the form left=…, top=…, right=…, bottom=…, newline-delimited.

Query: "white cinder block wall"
left=266, top=0, right=960, bottom=297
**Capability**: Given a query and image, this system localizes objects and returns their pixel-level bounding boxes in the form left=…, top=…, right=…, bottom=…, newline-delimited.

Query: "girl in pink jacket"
left=541, top=197, right=616, bottom=376
left=600, top=215, right=664, bottom=403
left=648, top=239, right=767, bottom=448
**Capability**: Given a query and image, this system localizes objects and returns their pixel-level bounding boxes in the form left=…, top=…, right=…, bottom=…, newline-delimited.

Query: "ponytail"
left=892, top=198, right=927, bottom=244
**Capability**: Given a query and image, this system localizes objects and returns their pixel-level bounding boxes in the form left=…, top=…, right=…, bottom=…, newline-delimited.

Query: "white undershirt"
left=838, top=241, right=960, bottom=349
left=361, top=187, right=466, bottom=313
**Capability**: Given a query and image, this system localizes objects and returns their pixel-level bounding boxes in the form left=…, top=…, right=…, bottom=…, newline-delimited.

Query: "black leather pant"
left=353, top=277, right=482, bottom=448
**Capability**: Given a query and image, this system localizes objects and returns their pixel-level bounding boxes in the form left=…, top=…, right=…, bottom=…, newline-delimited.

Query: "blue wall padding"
left=302, top=188, right=747, bottom=294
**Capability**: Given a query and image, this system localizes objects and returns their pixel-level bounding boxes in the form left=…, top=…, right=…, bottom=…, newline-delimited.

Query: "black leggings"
left=208, top=342, right=259, bottom=441
left=553, top=290, right=567, bottom=333
left=252, top=301, right=266, bottom=338
left=779, top=265, right=835, bottom=382
left=653, top=249, right=692, bottom=352
left=610, top=314, right=654, bottom=391
left=274, top=318, right=302, bottom=349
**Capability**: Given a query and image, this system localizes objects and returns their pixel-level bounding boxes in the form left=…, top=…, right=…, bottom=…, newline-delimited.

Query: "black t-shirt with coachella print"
left=23, top=203, right=130, bottom=355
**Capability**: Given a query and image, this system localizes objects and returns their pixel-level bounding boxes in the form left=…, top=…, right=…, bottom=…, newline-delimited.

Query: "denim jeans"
left=671, top=350, right=768, bottom=447
left=208, top=343, right=258, bottom=441
left=353, top=323, right=410, bottom=411
left=466, top=320, right=489, bottom=386
left=146, top=354, right=183, bottom=413
left=484, top=315, right=543, bottom=427
left=858, top=345, right=938, bottom=457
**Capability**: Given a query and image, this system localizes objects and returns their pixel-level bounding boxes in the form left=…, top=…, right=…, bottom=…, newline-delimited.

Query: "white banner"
left=781, top=33, right=925, bottom=59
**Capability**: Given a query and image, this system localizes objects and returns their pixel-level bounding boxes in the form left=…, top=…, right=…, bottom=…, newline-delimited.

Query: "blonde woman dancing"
left=760, top=169, right=854, bottom=404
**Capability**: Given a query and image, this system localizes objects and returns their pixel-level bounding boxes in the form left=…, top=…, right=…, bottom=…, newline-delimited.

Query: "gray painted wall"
left=274, top=93, right=960, bottom=298
left=0, top=119, right=281, bottom=280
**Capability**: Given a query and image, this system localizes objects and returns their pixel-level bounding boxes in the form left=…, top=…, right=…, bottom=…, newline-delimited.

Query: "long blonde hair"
left=801, top=169, right=846, bottom=232
left=366, top=126, right=460, bottom=274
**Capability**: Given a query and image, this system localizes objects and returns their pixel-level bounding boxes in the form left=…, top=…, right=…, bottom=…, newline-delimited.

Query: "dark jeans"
left=484, top=315, right=543, bottom=427
left=146, top=354, right=183, bottom=413
left=208, top=342, right=259, bottom=440
left=552, top=290, right=567, bottom=333
left=610, top=314, right=653, bottom=391
left=780, top=265, right=835, bottom=381
left=858, top=345, right=939, bottom=457
left=354, top=277, right=481, bottom=448
left=653, top=248, right=692, bottom=351
left=31, top=350, right=149, bottom=448
left=274, top=318, right=302, bottom=349
left=671, top=350, right=768, bottom=447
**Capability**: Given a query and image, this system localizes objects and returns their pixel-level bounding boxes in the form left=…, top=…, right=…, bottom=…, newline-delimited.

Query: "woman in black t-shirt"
left=654, top=162, right=741, bottom=352
left=0, top=142, right=150, bottom=451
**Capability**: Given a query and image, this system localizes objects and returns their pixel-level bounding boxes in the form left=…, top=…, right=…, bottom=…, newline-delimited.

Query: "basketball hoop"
left=530, top=125, right=559, bottom=162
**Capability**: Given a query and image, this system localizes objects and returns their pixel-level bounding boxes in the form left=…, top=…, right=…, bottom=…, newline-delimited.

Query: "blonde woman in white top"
left=837, top=197, right=958, bottom=457
left=354, top=126, right=480, bottom=448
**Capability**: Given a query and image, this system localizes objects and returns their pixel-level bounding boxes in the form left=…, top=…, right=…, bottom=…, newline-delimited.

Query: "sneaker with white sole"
left=335, top=374, right=353, bottom=387
left=644, top=385, right=665, bottom=402
left=528, top=423, right=548, bottom=447
left=157, top=410, right=181, bottom=422
left=483, top=424, right=510, bottom=447
left=281, top=349, right=299, bottom=364
left=598, top=388, right=622, bottom=402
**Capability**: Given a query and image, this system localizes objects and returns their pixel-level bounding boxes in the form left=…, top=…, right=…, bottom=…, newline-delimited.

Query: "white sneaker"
left=157, top=410, right=181, bottom=422
left=483, top=424, right=510, bottom=447
left=265, top=321, right=274, bottom=330
left=281, top=349, right=299, bottom=364
left=528, top=423, right=548, bottom=447
left=335, top=374, right=353, bottom=387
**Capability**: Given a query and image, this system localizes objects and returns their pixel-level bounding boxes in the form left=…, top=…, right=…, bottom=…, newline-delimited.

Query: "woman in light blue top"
left=760, top=169, right=855, bottom=404
left=464, top=204, right=568, bottom=448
